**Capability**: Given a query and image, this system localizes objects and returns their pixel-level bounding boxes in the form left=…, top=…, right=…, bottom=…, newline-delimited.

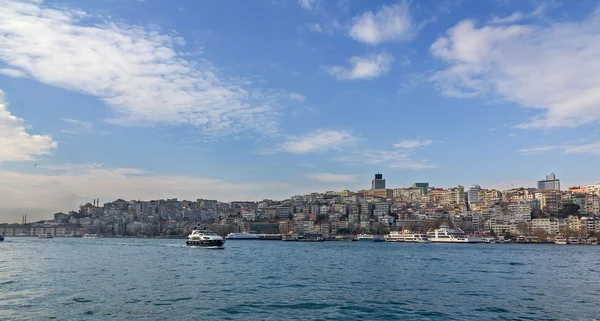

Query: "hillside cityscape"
left=2, top=172, right=600, bottom=240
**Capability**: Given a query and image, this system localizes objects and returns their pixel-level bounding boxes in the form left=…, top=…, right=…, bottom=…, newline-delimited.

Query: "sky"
left=1, top=0, right=600, bottom=222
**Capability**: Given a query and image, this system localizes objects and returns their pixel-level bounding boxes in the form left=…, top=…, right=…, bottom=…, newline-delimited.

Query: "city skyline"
left=1, top=0, right=600, bottom=221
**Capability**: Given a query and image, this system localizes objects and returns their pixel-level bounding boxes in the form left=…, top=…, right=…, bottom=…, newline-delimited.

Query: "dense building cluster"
left=2, top=173, right=600, bottom=239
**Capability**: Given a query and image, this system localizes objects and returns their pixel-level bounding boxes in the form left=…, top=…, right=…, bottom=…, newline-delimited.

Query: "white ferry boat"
left=427, top=225, right=483, bottom=243
left=83, top=233, right=101, bottom=239
left=554, top=235, right=567, bottom=245
left=356, top=234, right=374, bottom=241
left=38, top=233, right=53, bottom=239
left=385, top=229, right=429, bottom=243
left=225, top=232, right=261, bottom=240
left=186, top=230, right=225, bottom=248
left=567, top=237, right=580, bottom=245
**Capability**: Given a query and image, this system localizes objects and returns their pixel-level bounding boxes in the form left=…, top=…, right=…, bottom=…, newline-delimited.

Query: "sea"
left=1, top=238, right=599, bottom=320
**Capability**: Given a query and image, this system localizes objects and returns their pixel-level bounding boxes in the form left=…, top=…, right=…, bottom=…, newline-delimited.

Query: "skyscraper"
left=537, top=173, right=560, bottom=191
left=371, top=173, right=386, bottom=190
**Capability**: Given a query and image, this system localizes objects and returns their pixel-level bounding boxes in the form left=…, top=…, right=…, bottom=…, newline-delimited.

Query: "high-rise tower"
left=371, top=173, right=386, bottom=190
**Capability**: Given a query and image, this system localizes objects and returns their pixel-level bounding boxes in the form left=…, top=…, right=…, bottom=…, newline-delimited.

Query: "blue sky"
left=1, top=0, right=600, bottom=221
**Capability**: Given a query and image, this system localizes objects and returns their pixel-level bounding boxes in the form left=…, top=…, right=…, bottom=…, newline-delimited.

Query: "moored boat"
left=385, top=229, right=429, bottom=243
left=225, top=232, right=261, bottom=240
left=554, top=235, right=567, bottom=245
left=83, top=233, right=101, bottom=239
left=297, top=233, right=324, bottom=242
left=282, top=232, right=299, bottom=241
left=356, top=234, right=374, bottom=241
left=38, top=233, right=53, bottom=239
left=186, top=230, right=225, bottom=248
left=567, top=237, right=580, bottom=245
left=427, top=225, right=483, bottom=243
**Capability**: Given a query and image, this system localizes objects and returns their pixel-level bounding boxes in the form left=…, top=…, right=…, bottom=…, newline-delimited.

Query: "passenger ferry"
left=356, top=234, right=374, bottom=241
left=38, top=233, right=53, bottom=239
left=554, top=235, right=567, bottom=245
left=225, top=232, right=261, bottom=240
left=427, top=225, right=483, bottom=243
left=567, top=237, right=580, bottom=245
left=385, top=229, right=429, bottom=243
left=186, top=230, right=225, bottom=248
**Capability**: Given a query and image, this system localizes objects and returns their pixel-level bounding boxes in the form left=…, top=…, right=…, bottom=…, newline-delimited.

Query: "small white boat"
left=186, top=230, right=225, bottom=248
left=554, top=235, right=567, bottom=245
left=38, top=233, right=53, bottom=239
left=225, top=232, right=261, bottom=240
left=427, top=225, right=483, bottom=243
left=83, top=233, right=101, bottom=239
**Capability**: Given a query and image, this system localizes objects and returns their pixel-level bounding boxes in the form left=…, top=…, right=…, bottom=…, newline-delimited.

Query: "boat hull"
left=186, top=239, right=225, bottom=247
left=0, top=235, right=4, bottom=242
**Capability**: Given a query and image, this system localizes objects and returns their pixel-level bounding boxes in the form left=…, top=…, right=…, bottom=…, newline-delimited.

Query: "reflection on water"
left=1, top=238, right=599, bottom=320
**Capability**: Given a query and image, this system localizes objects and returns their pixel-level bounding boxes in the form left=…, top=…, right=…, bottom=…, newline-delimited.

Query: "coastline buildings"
left=2, top=172, right=600, bottom=240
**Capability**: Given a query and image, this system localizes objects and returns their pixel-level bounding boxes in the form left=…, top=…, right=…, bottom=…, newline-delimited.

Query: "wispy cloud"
left=61, top=118, right=92, bottom=130
left=0, top=68, right=28, bottom=78
left=489, top=3, right=548, bottom=24
left=308, top=23, right=323, bottom=32
left=289, top=92, right=307, bottom=102
left=349, top=1, right=414, bottom=45
left=0, top=0, right=281, bottom=137
left=430, top=7, right=600, bottom=128
left=338, top=140, right=438, bottom=170
left=0, top=90, right=57, bottom=163
left=325, top=53, right=393, bottom=80
left=281, top=129, right=360, bottom=154
left=298, top=0, right=321, bottom=11
left=304, top=172, right=357, bottom=183
left=519, top=142, right=600, bottom=155
left=394, top=139, right=434, bottom=149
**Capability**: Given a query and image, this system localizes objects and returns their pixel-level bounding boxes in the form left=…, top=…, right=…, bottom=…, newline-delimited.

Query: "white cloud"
left=0, top=0, right=280, bottom=137
left=0, top=90, right=57, bottom=163
left=289, top=92, right=306, bottom=102
left=394, top=139, right=433, bottom=149
left=337, top=140, right=438, bottom=170
left=304, top=173, right=357, bottom=183
left=519, top=142, right=600, bottom=155
left=0, top=163, right=294, bottom=221
left=431, top=8, right=600, bottom=128
left=281, top=129, right=359, bottom=154
left=489, top=12, right=524, bottom=24
left=489, top=3, right=548, bottom=24
left=308, top=23, right=323, bottom=32
left=349, top=1, right=413, bottom=45
left=298, top=0, right=321, bottom=11
left=356, top=149, right=437, bottom=170
left=325, top=53, right=393, bottom=80
left=0, top=68, right=27, bottom=78
left=61, top=118, right=92, bottom=130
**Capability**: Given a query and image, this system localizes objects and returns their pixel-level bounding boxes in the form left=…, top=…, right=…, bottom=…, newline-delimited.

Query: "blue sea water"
left=1, top=238, right=600, bottom=320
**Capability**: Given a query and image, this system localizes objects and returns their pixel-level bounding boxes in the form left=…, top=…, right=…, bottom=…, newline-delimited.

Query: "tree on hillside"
left=558, top=203, right=580, bottom=218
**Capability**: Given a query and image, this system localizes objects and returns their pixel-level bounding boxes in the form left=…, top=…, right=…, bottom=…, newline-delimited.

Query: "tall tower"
left=371, top=172, right=386, bottom=190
